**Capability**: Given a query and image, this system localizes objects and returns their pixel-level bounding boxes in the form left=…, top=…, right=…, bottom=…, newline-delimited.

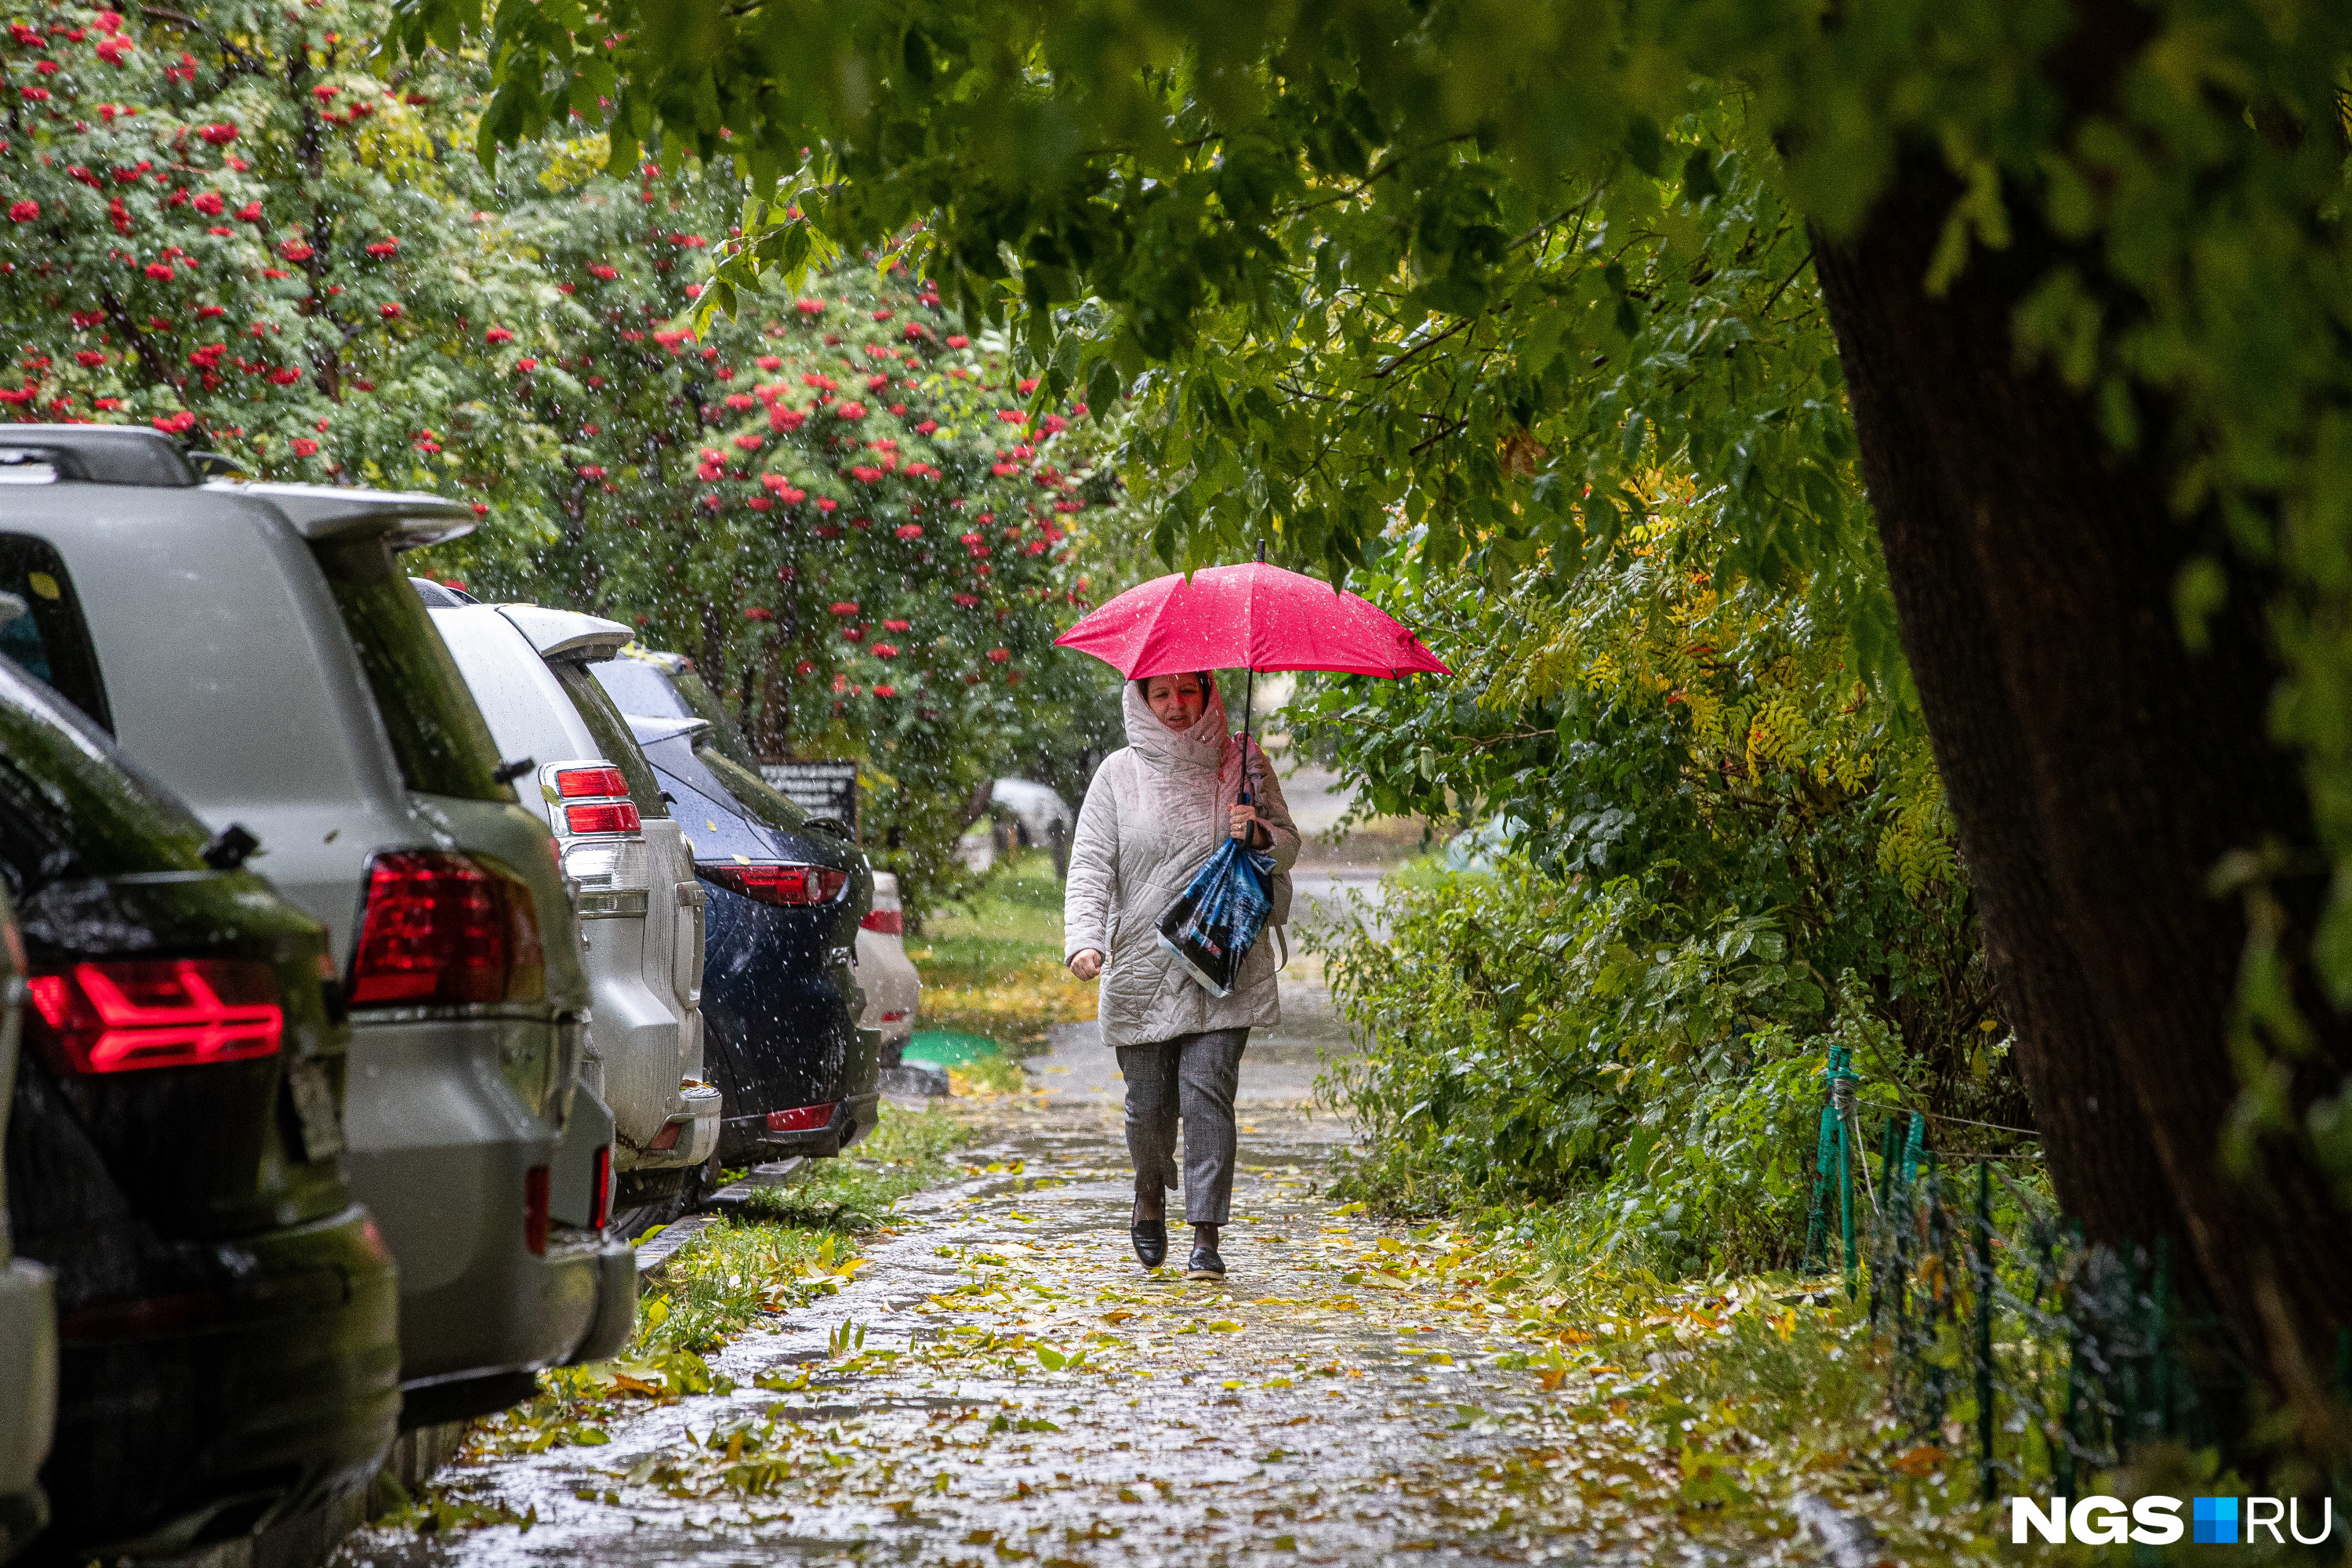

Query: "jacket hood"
left=1123, top=680, right=1232, bottom=773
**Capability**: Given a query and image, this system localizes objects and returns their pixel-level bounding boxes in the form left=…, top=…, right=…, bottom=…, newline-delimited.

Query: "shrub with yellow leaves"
left=1292, top=477, right=2026, bottom=1272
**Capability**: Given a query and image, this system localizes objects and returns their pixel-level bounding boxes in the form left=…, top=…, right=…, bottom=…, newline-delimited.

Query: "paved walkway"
left=328, top=1029, right=1768, bottom=1566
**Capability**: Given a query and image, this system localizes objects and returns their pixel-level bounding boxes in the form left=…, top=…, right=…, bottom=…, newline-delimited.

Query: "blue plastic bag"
left=1156, top=835, right=1279, bottom=997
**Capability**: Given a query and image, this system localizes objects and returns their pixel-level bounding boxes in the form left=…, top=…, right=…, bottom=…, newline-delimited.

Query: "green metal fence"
left=1797, top=1060, right=2249, bottom=1504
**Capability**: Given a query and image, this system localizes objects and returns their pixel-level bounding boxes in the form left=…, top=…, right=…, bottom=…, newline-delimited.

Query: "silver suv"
left=421, top=592, right=719, bottom=1220
left=0, top=426, right=633, bottom=1425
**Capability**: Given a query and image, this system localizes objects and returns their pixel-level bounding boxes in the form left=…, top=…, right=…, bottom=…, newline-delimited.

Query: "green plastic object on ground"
left=901, top=1030, right=1003, bottom=1066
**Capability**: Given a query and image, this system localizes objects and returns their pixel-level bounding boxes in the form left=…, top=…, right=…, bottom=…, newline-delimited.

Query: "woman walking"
left=1064, top=670, right=1298, bottom=1279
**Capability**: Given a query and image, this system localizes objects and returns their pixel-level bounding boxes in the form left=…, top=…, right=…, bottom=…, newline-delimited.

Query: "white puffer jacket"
left=1064, top=682, right=1300, bottom=1047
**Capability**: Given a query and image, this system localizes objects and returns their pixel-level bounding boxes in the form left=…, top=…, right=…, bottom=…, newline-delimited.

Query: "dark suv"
left=0, top=657, right=398, bottom=1557
left=0, top=870, right=49, bottom=1563
left=592, top=652, right=880, bottom=1163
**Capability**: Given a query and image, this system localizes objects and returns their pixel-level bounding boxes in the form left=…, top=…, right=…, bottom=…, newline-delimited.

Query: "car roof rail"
left=496, top=604, right=633, bottom=663
left=0, top=425, right=198, bottom=488
left=220, top=481, right=476, bottom=549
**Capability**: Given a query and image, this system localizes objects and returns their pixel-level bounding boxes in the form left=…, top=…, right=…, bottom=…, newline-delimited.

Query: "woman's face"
left=1144, top=674, right=1207, bottom=732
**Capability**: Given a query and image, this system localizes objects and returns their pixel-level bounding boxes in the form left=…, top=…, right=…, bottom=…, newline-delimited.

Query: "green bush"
left=1315, top=862, right=1920, bottom=1275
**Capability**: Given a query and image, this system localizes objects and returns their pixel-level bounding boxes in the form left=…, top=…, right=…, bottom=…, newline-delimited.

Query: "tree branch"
left=1759, top=249, right=1816, bottom=318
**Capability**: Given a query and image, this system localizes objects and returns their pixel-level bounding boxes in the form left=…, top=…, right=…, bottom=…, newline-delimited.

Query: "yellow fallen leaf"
left=1889, top=1444, right=1945, bottom=1478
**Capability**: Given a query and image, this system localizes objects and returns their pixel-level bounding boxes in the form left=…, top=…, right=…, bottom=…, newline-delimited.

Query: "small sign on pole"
left=760, top=760, right=859, bottom=836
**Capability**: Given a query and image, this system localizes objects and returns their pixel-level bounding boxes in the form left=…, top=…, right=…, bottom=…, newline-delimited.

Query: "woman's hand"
left=1229, top=804, right=1268, bottom=848
left=1069, top=949, right=1104, bottom=981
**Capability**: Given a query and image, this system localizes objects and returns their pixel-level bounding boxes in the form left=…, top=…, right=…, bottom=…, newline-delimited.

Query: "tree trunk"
left=1812, top=78, right=2352, bottom=1427
left=699, top=599, right=728, bottom=695
left=753, top=632, right=788, bottom=762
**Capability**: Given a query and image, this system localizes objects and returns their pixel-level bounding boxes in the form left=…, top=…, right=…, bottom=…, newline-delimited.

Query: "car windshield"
left=0, top=655, right=208, bottom=898
left=551, top=661, right=670, bottom=818
left=311, top=537, right=508, bottom=803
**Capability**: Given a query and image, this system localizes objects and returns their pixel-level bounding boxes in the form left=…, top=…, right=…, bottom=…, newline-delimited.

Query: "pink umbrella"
left=1054, top=561, right=1450, bottom=683
left=1054, top=561, right=1449, bottom=783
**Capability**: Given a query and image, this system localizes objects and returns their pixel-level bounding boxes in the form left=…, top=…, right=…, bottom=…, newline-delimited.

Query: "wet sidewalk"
left=330, top=1042, right=1758, bottom=1566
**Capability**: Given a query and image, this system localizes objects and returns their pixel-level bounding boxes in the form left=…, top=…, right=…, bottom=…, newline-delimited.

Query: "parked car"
left=0, top=655, right=398, bottom=1557
left=416, top=587, right=719, bottom=1221
left=0, top=426, right=631, bottom=1427
left=0, top=869, right=51, bottom=1566
left=590, top=651, right=880, bottom=1161
left=860, top=873, right=920, bottom=1065
left=588, top=648, right=917, bottom=1053
left=589, top=648, right=914, bottom=1054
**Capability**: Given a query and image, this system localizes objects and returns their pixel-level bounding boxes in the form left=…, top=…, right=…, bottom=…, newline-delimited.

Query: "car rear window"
left=310, top=537, right=508, bottom=803
left=666, top=664, right=770, bottom=775
left=695, top=746, right=813, bottom=833
left=0, top=534, right=112, bottom=731
left=590, top=657, right=695, bottom=721
left=550, top=662, right=670, bottom=818
left=0, top=656, right=206, bottom=897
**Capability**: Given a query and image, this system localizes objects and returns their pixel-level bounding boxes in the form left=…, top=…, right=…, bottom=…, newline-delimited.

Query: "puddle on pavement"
left=331, top=1101, right=1765, bottom=1567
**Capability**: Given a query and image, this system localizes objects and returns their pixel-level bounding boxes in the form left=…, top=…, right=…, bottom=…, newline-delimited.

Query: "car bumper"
left=42, top=1204, right=400, bottom=1557
left=394, top=1220, right=606, bottom=1405
left=562, top=1231, right=641, bottom=1366
left=622, top=1080, right=723, bottom=1173
left=720, top=1091, right=881, bottom=1160
left=0, top=1258, right=54, bottom=1555
left=344, top=1014, right=592, bottom=1385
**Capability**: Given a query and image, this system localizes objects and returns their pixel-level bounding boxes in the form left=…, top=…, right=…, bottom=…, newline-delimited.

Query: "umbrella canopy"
left=1054, top=562, right=1450, bottom=681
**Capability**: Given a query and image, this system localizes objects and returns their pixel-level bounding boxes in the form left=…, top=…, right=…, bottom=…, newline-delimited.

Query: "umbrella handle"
left=1239, top=665, right=1254, bottom=806
left=1236, top=540, right=1265, bottom=808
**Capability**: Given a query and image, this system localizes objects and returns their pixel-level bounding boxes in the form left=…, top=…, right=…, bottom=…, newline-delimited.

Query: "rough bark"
left=1811, top=68, right=2352, bottom=1423
left=753, top=631, right=789, bottom=761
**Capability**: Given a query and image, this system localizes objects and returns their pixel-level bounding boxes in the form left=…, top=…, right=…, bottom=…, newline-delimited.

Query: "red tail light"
left=25, top=959, right=282, bottom=1075
left=554, top=765, right=630, bottom=799
left=524, top=1165, right=550, bottom=1255
left=350, top=851, right=546, bottom=1007
left=648, top=1120, right=682, bottom=1152
left=766, top=1102, right=836, bottom=1133
left=860, top=909, right=903, bottom=935
left=564, top=800, right=642, bottom=835
left=701, top=863, right=847, bottom=906
left=590, top=1145, right=612, bottom=1232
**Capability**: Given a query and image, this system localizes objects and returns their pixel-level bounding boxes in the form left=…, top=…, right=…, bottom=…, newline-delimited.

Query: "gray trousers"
left=1117, top=1028, right=1247, bottom=1226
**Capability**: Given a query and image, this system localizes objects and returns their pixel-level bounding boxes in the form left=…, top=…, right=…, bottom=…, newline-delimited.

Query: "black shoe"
left=1185, top=1240, right=1225, bottom=1279
left=1131, top=1220, right=1167, bottom=1268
